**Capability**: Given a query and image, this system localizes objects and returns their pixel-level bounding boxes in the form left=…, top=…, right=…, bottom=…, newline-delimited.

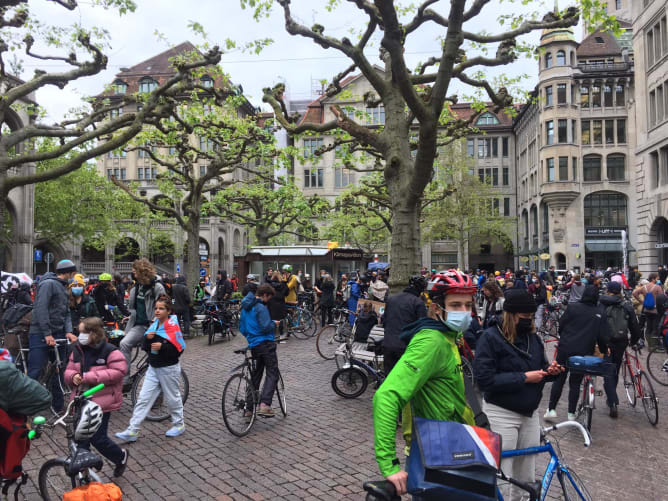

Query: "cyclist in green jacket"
left=373, top=270, right=477, bottom=496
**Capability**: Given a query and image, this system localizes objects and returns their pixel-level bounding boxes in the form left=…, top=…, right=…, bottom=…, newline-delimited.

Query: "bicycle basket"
left=567, top=356, right=615, bottom=377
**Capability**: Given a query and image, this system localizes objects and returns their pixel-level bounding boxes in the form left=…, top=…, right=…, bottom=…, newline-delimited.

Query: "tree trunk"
left=255, top=225, right=269, bottom=246
left=185, top=218, right=200, bottom=296
left=0, top=183, right=9, bottom=271
left=388, top=197, right=421, bottom=293
left=457, top=239, right=465, bottom=271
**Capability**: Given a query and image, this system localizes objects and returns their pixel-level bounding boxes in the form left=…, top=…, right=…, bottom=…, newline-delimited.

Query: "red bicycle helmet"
left=427, top=269, right=476, bottom=297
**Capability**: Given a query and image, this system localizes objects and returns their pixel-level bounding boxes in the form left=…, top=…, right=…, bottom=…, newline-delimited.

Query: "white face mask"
left=78, top=332, right=90, bottom=345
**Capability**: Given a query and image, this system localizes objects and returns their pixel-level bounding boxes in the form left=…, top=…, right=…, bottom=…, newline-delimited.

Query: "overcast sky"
left=19, top=0, right=579, bottom=123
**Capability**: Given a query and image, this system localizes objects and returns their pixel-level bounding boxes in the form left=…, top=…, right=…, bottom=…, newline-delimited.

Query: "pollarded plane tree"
left=110, top=66, right=279, bottom=291
left=0, top=0, right=221, bottom=268
left=254, top=0, right=614, bottom=290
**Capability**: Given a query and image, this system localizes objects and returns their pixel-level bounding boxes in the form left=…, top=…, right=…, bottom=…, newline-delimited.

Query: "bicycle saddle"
left=362, top=481, right=400, bottom=501
left=368, top=335, right=384, bottom=346
left=233, top=348, right=249, bottom=354
left=67, top=448, right=103, bottom=475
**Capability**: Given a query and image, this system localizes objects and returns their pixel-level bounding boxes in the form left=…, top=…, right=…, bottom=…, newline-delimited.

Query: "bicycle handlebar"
left=83, top=383, right=105, bottom=398
left=542, top=420, right=591, bottom=447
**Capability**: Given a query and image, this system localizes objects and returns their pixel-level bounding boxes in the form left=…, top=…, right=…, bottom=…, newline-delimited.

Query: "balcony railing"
left=577, top=62, right=629, bottom=73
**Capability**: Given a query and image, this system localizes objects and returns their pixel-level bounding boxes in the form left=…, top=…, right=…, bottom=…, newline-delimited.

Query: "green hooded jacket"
left=372, top=317, right=475, bottom=477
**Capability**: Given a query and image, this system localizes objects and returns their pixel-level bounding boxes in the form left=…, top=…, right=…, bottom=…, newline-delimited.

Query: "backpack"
left=342, top=283, right=352, bottom=301
left=0, top=409, right=30, bottom=480
left=606, top=303, right=629, bottom=342
left=62, top=482, right=122, bottom=501
left=642, top=286, right=656, bottom=311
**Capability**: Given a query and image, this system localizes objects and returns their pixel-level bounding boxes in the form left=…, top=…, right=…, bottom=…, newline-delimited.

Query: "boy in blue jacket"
left=240, top=284, right=280, bottom=417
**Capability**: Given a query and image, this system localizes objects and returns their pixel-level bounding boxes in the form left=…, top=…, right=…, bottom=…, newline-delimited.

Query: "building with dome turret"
left=514, top=19, right=637, bottom=273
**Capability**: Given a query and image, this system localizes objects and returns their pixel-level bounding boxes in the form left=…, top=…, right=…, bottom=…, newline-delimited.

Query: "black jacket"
left=557, top=285, right=608, bottom=361
left=319, top=280, right=335, bottom=308
left=463, top=315, right=484, bottom=350
left=382, top=287, right=427, bottom=352
left=267, top=279, right=287, bottom=320
left=474, top=321, right=553, bottom=416
left=171, top=283, right=191, bottom=313
left=598, top=294, right=641, bottom=346
left=143, top=332, right=181, bottom=368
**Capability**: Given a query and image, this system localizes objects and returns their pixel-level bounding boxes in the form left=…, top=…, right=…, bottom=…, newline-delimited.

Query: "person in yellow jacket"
left=281, top=265, right=299, bottom=304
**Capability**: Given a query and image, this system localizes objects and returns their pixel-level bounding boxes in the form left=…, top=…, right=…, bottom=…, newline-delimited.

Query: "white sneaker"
left=567, top=413, right=576, bottom=421
left=543, top=409, right=557, bottom=421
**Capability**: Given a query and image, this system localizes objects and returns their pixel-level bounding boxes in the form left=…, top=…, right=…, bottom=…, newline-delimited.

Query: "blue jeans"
left=27, top=333, right=66, bottom=412
left=78, top=412, right=124, bottom=465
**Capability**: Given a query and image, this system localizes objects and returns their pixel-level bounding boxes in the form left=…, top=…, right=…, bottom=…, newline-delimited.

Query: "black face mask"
left=516, top=317, right=534, bottom=333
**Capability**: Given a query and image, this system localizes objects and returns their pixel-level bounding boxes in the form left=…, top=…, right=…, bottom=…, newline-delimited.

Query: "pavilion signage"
left=331, top=248, right=364, bottom=260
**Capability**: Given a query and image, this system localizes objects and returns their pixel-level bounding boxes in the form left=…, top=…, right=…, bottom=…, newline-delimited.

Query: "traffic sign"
left=176, top=264, right=181, bottom=273
left=34, top=249, right=42, bottom=262
left=45, top=252, right=54, bottom=264
left=200, top=268, right=207, bottom=277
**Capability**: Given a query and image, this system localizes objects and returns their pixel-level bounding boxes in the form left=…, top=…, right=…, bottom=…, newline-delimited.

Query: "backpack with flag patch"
left=606, top=303, right=629, bottom=343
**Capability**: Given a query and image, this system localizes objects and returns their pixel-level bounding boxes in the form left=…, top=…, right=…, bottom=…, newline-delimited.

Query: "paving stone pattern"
left=22, top=333, right=668, bottom=500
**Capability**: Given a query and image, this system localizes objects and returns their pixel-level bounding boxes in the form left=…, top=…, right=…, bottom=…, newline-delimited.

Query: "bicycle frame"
left=498, top=421, right=591, bottom=501
left=623, top=349, right=644, bottom=396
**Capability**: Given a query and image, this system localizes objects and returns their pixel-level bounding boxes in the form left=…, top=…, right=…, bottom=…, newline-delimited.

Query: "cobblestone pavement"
left=22, top=331, right=668, bottom=500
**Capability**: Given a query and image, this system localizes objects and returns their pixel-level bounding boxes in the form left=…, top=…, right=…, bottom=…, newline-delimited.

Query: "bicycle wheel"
left=207, top=320, right=215, bottom=345
left=577, top=379, right=593, bottom=432
left=276, top=372, right=287, bottom=417
left=638, top=370, right=659, bottom=426
left=131, top=366, right=190, bottom=422
left=622, top=361, right=636, bottom=407
left=331, top=366, right=368, bottom=399
left=302, top=309, right=318, bottom=337
left=316, top=325, right=342, bottom=360
left=646, top=346, right=668, bottom=387
left=289, top=311, right=309, bottom=340
left=221, top=373, right=256, bottom=437
left=130, top=344, right=140, bottom=364
left=559, top=465, right=593, bottom=501
left=38, top=458, right=76, bottom=501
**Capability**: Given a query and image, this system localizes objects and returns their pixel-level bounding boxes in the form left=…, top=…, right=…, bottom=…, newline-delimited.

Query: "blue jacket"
left=239, top=292, right=275, bottom=348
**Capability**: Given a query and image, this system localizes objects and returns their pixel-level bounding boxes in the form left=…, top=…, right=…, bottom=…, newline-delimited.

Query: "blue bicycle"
left=363, top=420, right=591, bottom=501
left=499, top=420, right=592, bottom=501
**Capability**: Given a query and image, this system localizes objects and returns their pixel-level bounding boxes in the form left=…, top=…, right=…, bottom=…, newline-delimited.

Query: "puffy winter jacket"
left=373, top=318, right=475, bottom=477
left=0, top=361, right=51, bottom=415
left=382, top=287, right=427, bottom=351
left=239, top=292, right=275, bottom=348
left=474, top=319, right=554, bottom=416
left=65, top=342, right=126, bottom=412
left=29, top=272, right=72, bottom=337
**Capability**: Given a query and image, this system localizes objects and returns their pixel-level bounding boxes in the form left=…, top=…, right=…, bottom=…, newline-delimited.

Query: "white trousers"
left=483, top=401, right=540, bottom=501
left=129, top=364, right=184, bottom=432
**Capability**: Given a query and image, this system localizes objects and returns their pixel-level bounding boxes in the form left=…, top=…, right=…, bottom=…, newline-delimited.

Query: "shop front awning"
left=585, top=240, right=636, bottom=253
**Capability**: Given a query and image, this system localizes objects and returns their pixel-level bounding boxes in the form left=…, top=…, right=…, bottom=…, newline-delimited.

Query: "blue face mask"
left=438, top=306, right=472, bottom=333
left=72, top=287, right=84, bottom=296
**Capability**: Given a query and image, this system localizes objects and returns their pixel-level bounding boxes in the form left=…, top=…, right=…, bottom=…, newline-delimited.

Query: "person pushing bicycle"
left=239, top=284, right=281, bottom=417
left=372, top=270, right=477, bottom=496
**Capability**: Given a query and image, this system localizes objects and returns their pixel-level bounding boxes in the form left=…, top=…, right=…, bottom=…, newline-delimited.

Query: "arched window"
left=200, top=76, right=214, bottom=88
left=542, top=204, right=549, bottom=241
left=607, top=154, right=625, bottom=181
left=476, top=112, right=500, bottom=125
left=584, top=192, right=627, bottom=227
left=570, top=51, right=575, bottom=66
left=556, top=50, right=566, bottom=66
left=113, top=80, right=127, bottom=95
left=522, top=210, right=529, bottom=241
left=545, top=52, right=553, bottom=68
left=138, top=78, right=158, bottom=93
left=555, top=252, right=566, bottom=269
left=583, top=154, right=602, bottom=181
left=531, top=205, right=538, bottom=238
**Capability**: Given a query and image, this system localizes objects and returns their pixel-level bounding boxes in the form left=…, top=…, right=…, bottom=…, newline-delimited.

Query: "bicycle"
left=32, top=383, right=107, bottom=501
left=221, top=346, right=286, bottom=437
left=202, top=301, right=235, bottom=345
left=36, top=338, right=72, bottom=420
left=315, top=307, right=355, bottom=361
left=622, top=346, right=659, bottom=425
left=331, top=332, right=385, bottom=399
left=646, top=338, right=668, bottom=387
left=283, top=303, right=317, bottom=339
left=363, top=420, right=592, bottom=501
left=568, top=357, right=613, bottom=433
left=126, top=349, right=189, bottom=422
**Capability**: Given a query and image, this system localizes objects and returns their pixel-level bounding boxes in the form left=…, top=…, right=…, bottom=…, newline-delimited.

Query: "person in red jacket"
left=65, top=316, right=129, bottom=478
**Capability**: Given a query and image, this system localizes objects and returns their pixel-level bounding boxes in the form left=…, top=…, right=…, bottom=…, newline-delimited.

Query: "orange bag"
left=62, top=482, right=122, bottom=501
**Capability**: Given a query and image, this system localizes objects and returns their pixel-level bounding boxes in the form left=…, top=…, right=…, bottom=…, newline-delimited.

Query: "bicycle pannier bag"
left=62, top=481, right=122, bottom=501
left=406, top=418, right=501, bottom=500
left=642, top=287, right=656, bottom=312
left=567, top=356, right=615, bottom=377
left=0, top=409, right=30, bottom=480
left=605, top=304, right=629, bottom=342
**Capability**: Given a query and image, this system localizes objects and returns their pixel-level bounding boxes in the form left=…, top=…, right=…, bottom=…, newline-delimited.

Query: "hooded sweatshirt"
left=29, top=272, right=72, bottom=337
left=239, top=292, right=275, bottom=347
left=557, top=285, right=609, bottom=360
left=373, top=317, right=475, bottom=477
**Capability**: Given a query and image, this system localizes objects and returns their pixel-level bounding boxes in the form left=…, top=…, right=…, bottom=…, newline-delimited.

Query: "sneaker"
left=115, top=429, right=138, bottom=443
left=113, top=449, right=129, bottom=478
left=257, top=405, right=275, bottom=418
left=543, top=409, right=557, bottom=421
left=609, top=404, right=618, bottom=419
left=165, top=425, right=186, bottom=437
left=567, top=413, right=576, bottom=421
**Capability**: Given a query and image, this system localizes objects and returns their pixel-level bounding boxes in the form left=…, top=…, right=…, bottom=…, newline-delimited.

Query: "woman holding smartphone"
left=473, top=289, right=564, bottom=501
